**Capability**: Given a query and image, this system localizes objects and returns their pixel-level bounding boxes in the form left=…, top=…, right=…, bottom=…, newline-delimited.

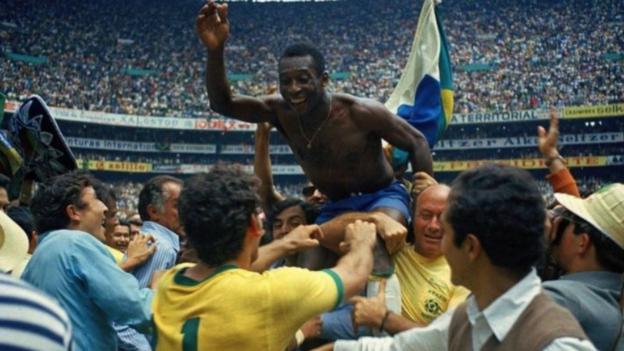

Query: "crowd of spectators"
left=1, top=0, right=622, bottom=118
left=105, top=175, right=614, bottom=218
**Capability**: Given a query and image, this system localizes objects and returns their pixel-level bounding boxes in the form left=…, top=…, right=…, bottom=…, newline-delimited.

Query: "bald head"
left=413, top=184, right=450, bottom=259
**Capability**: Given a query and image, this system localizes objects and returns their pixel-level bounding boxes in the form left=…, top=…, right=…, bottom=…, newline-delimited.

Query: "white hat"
left=0, top=211, right=29, bottom=272
left=554, top=183, right=624, bottom=250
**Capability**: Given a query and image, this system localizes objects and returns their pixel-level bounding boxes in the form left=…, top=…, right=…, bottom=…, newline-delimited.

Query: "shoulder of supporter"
left=0, top=274, right=73, bottom=350
left=263, top=267, right=344, bottom=307
left=541, top=280, right=583, bottom=310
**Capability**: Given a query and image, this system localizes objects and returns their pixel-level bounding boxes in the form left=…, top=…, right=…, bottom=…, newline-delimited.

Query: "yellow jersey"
left=106, top=246, right=124, bottom=264
left=152, top=264, right=343, bottom=351
left=393, top=245, right=470, bottom=325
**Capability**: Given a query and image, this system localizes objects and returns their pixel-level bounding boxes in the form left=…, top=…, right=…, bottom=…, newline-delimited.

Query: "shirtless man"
left=196, top=1, right=432, bottom=272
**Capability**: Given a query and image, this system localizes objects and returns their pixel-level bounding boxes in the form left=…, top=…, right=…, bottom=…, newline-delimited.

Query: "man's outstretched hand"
left=537, top=108, right=561, bottom=159
left=196, top=1, right=230, bottom=51
left=281, top=224, right=324, bottom=256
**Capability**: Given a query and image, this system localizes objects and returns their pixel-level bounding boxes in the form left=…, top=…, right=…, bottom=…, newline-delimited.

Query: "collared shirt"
left=543, top=271, right=623, bottom=350
left=0, top=273, right=73, bottom=351
left=334, top=270, right=596, bottom=351
left=117, top=221, right=180, bottom=351
left=132, top=221, right=180, bottom=287
left=22, top=230, right=153, bottom=351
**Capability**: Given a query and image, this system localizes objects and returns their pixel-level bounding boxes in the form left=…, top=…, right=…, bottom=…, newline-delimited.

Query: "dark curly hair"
left=31, top=171, right=101, bottom=234
left=447, top=164, right=545, bottom=278
left=178, top=164, right=259, bottom=266
left=267, top=198, right=319, bottom=228
left=280, top=43, right=326, bottom=76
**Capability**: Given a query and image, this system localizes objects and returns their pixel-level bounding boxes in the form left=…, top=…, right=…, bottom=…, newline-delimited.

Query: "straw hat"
left=554, top=183, right=624, bottom=250
left=0, top=211, right=29, bottom=272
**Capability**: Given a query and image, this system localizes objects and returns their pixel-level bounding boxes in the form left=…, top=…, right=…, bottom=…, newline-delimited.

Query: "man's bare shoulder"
left=259, top=94, right=286, bottom=110
left=334, top=93, right=392, bottom=122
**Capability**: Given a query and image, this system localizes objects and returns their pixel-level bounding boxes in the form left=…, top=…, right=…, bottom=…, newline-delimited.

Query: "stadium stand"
left=1, top=0, right=623, bottom=212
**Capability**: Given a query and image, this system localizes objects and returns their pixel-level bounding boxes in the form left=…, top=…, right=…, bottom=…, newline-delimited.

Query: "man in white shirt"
left=321, top=164, right=595, bottom=351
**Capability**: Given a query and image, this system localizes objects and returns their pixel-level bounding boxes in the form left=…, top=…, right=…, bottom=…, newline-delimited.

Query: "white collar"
left=466, top=269, right=541, bottom=341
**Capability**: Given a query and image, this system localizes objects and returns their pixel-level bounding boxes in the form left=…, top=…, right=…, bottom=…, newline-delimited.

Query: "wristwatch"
left=544, top=154, right=567, bottom=167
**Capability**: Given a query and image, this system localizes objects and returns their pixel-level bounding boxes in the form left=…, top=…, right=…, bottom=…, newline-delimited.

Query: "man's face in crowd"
left=111, top=224, right=131, bottom=252
left=413, top=186, right=449, bottom=259
left=153, top=181, right=182, bottom=234
left=0, top=187, right=9, bottom=212
left=75, top=186, right=108, bottom=242
left=546, top=208, right=577, bottom=272
left=272, top=205, right=306, bottom=240
left=278, top=55, right=326, bottom=115
left=440, top=207, right=468, bottom=287
left=302, top=183, right=327, bottom=206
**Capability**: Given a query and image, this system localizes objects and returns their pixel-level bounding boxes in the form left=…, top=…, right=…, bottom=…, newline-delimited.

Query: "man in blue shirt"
left=117, top=175, right=183, bottom=351
left=544, top=183, right=624, bottom=350
left=22, top=171, right=153, bottom=351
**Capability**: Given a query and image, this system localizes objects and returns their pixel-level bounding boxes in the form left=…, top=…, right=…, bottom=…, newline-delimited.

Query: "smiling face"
left=111, top=224, right=131, bottom=252
left=413, top=185, right=450, bottom=259
left=73, top=186, right=108, bottom=242
left=278, top=55, right=327, bottom=115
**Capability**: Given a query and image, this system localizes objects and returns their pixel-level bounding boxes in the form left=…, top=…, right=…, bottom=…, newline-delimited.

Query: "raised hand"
left=537, top=108, right=561, bottom=159
left=196, top=1, right=230, bottom=51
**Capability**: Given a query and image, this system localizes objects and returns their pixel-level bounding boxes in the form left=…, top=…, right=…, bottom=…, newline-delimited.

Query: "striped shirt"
left=0, top=273, right=73, bottom=351
left=117, top=221, right=180, bottom=350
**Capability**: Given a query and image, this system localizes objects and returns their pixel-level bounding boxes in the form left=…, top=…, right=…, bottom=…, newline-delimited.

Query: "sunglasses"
left=302, top=185, right=316, bottom=197
left=549, top=209, right=594, bottom=245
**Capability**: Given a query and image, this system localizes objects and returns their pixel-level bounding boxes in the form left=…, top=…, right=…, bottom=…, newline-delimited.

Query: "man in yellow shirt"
left=152, top=165, right=378, bottom=351
left=350, top=184, right=469, bottom=334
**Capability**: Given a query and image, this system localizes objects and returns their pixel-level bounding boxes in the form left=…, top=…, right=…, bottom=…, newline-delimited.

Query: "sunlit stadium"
left=0, top=0, right=622, bottom=349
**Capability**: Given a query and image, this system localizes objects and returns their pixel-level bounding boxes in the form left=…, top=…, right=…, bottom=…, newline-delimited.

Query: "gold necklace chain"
left=297, top=95, right=333, bottom=149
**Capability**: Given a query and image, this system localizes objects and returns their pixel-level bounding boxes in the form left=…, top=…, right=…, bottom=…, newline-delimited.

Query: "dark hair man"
left=21, top=171, right=153, bottom=351
left=196, top=1, right=432, bottom=276
left=152, top=164, right=377, bottom=351
left=544, top=183, right=624, bottom=350
left=328, top=164, right=594, bottom=351
left=118, top=174, right=183, bottom=350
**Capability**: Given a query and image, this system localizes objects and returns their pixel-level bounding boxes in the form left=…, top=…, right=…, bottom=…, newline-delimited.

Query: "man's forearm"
left=250, top=240, right=289, bottom=273
left=382, top=312, right=421, bottom=335
left=119, top=257, right=142, bottom=272
left=206, top=48, right=233, bottom=114
left=333, top=239, right=375, bottom=299
left=409, top=138, right=433, bottom=175
left=319, top=212, right=382, bottom=253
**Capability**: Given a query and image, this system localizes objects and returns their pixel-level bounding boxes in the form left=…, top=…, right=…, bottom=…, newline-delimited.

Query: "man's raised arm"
left=196, top=1, right=275, bottom=122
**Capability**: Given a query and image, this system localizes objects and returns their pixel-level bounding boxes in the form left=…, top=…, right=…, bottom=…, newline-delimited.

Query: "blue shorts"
left=321, top=303, right=372, bottom=340
left=315, top=181, right=411, bottom=225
